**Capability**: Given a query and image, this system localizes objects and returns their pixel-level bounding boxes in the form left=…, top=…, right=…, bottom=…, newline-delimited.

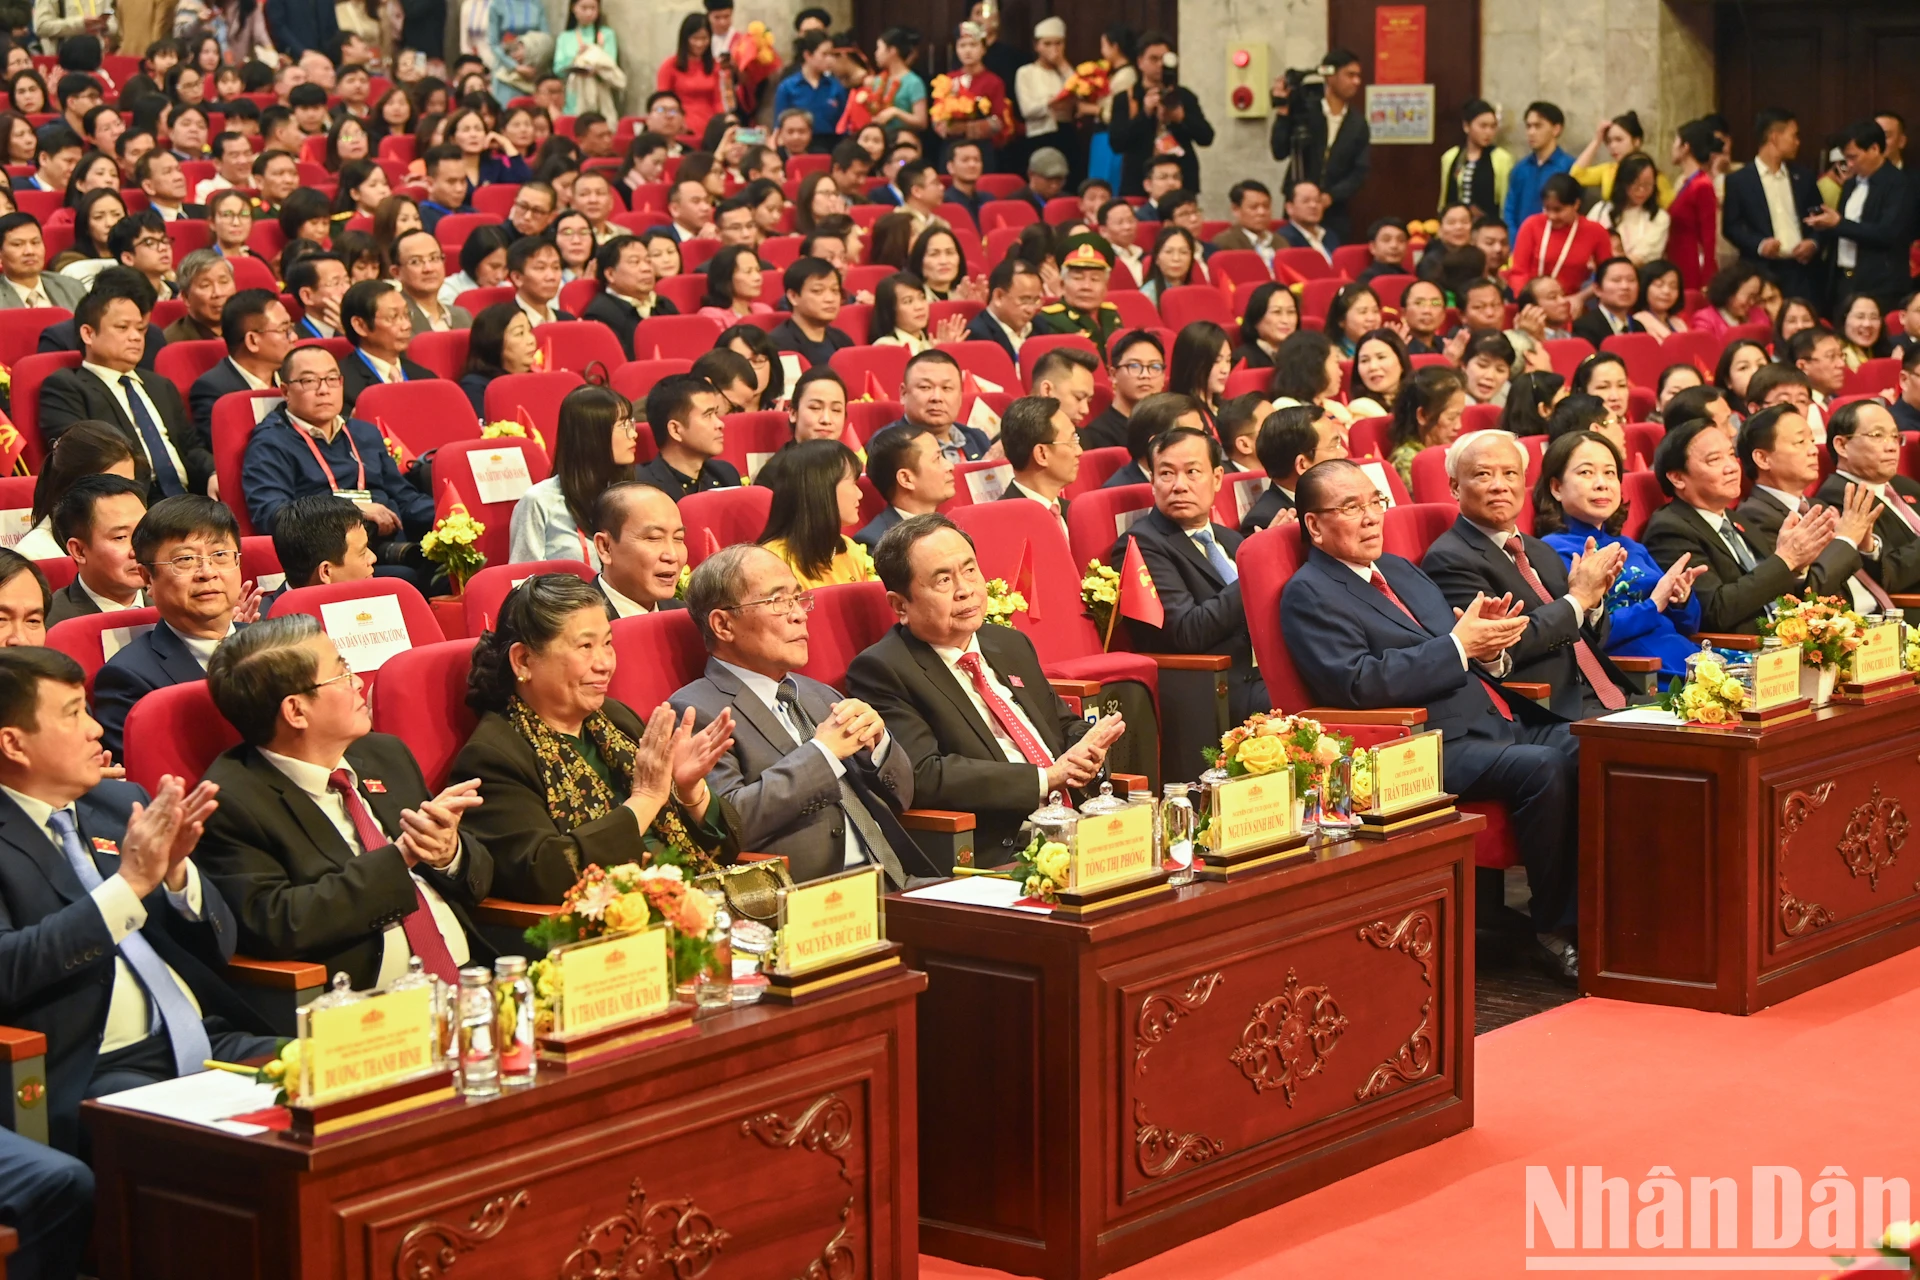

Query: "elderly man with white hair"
left=1419, top=428, right=1637, bottom=721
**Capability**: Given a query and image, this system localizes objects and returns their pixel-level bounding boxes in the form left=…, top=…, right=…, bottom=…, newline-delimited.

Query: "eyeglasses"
left=287, top=373, right=343, bottom=389
left=145, top=549, right=239, bottom=575
left=302, top=664, right=356, bottom=693
left=1850, top=429, right=1901, bottom=443
left=131, top=236, right=168, bottom=252
left=1117, top=361, right=1166, bottom=376
left=213, top=208, right=250, bottom=221
left=1311, top=496, right=1390, bottom=519
left=401, top=252, right=444, bottom=268
left=726, top=591, right=815, bottom=616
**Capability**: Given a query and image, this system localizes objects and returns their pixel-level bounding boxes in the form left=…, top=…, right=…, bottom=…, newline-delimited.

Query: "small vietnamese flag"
left=436, top=478, right=470, bottom=520
left=1117, top=537, right=1163, bottom=628
left=1011, top=536, right=1041, bottom=621
left=374, top=416, right=414, bottom=469
left=863, top=369, right=889, bottom=402
left=0, top=416, right=26, bottom=477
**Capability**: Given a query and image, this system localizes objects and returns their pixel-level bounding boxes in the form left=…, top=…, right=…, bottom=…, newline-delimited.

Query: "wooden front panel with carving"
left=85, top=973, right=922, bottom=1280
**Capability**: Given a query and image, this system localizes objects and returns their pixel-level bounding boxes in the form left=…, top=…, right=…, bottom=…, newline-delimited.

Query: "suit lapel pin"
left=1008, top=675, right=1025, bottom=687
left=364, top=779, right=387, bottom=793
left=91, top=837, right=118, bottom=854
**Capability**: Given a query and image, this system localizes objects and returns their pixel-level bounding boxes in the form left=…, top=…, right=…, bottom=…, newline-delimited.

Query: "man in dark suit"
left=582, top=235, right=680, bottom=360
left=674, top=544, right=939, bottom=884
left=962, top=258, right=1042, bottom=368
left=999, top=395, right=1076, bottom=530
left=188, top=289, right=290, bottom=444
left=0, top=647, right=276, bottom=1154
left=39, top=275, right=213, bottom=501
left=1244, top=402, right=1347, bottom=537
left=1421, top=431, right=1635, bottom=719
left=1275, top=179, right=1340, bottom=260
left=588, top=482, right=690, bottom=617
left=337, top=280, right=436, bottom=415
left=197, top=615, right=494, bottom=991
left=1268, top=49, right=1371, bottom=240
left=1735, top=404, right=1891, bottom=612
left=1805, top=119, right=1914, bottom=312
left=1280, top=458, right=1580, bottom=977
left=1815, top=399, right=1920, bottom=595
left=1721, top=107, right=1827, bottom=304
left=1643, top=417, right=1845, bottom=634
left=1569, top=257, right=1645, bottom=348
left=634, top=373, right=743, bottom=499
left=267, top=494, right=378, bottom=616
left=853, top=425, right=954, bottom=553
left=286, top=252, right=349, bottom=340
left=847, top=515, right=1125, bottom=864
left=0, top=1127, right=93, bottom=1280
left=1110, top=426, right=1267, bottom=721
left=44, top=475, right=148, bottom=626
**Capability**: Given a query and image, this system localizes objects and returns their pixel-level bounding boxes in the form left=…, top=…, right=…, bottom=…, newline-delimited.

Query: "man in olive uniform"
left=1036, top=233, right=1123, bottom=348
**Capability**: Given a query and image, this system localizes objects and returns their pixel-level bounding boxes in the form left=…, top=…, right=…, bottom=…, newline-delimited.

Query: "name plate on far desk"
left=1071, top=803, right=1157, bottom=892
left=301, top=984, right=439, bottom=1107
left=556, top=926, right=672, bottom=1036
left=1359, top=730, right=1453, bottom=838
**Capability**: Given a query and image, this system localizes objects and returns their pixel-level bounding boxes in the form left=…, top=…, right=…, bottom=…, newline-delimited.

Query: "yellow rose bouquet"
left=1011, top=830, right=1073, bottom=902
left=481, top=417, right=548, bottom=451
left=420, top=509, right=487, bottom=595
left=1762, top=592, right=1866, bottom=671
left=1204, top=712, right=1355, bottom=800
left=1657, top=652, right=1748, bottom=725
left=1081, top=560, right=1120, bottom=632
left=983, top=576, right=1027, bottom=627
left=1906, top=630, right=1920, bottom=675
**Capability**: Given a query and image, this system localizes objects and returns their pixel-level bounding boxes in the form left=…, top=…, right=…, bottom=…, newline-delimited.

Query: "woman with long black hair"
left=509, top=385, right=641, bottom=567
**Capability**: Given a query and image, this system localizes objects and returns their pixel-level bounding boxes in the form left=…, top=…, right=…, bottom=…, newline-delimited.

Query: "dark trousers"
left=0, top=1128, right=91, bottom=1280
left=1449, top=722, right=1580, bottom=933
left=85, top=1026, right=281, bottom=1159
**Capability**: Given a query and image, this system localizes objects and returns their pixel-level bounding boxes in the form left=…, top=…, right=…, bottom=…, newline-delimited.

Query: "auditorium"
left=0, top=0, right=1911, bottom=1275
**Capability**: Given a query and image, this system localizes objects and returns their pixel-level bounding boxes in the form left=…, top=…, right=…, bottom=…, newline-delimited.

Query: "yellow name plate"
left=1751, top=645, right=1802, bottom=710
left=1370, top=730, right=1444, bottom=814
left=1211, top=771, right=1298, bottom=856
left=302, top=984, right=437, bottom=1106
left=1851, top=622, right=1902, bottom=684
left=776, top=865, right=883, bottom=976
left=1071, top=803, right=1157, bottom=891
left=557, top=926, right=672, bottom=1035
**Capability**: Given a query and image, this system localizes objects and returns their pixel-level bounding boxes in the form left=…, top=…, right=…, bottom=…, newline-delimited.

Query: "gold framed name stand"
left=763, top=864, right=903, bottom=1003
left=1196, top=769, right=1309, bottom=883
left=1355, top=729, right=1457, bottom=839
left=289, top=983, right=455, bottom=1142
left=535, top=922, right=696, bottom=1069
left=1052, top=799, right=1173, bottom=918
left=1742, top=642, right=1813, bottom=727
left=1837, top=618, right=1917, bottom=704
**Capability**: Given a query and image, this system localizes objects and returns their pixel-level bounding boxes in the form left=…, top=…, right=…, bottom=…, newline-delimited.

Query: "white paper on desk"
left=95, top=1070, right=281, bottom=1136
left=900, top=876, right=1053, bottom=914
left=1598, top=706, right=1684, bottom=726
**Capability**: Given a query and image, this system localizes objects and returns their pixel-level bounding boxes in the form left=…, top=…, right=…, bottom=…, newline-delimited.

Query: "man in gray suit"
left=390, top=228, right=472, bottom=335
left=670, top=544, right=937, bottom=886
left=0, top=213, right=85, bottom=311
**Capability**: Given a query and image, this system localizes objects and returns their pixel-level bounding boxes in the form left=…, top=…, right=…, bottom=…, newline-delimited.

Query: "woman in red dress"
left=656, top=13, right=734, bottom=144
left=1665, top=119, right=1721, bottom=290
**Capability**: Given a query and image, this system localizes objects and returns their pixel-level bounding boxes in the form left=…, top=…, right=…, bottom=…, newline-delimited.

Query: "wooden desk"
left=1575, top=690, right=1920, bottom=1014
left=83, top=972, right=924, bottom=1280
left=888, top=814, right=1481, bottom=1280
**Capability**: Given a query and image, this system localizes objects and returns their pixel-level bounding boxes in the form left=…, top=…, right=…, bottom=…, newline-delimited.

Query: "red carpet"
left=921, top=948, right=1920, bottom=1280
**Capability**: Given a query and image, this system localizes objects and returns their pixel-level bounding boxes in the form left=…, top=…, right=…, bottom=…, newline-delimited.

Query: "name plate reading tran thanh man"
left=1359, top=729, right=1454, bottom=838
left=556, top=925, right=672, bottom=1036
left=300, top=983, right=440, bottom=1108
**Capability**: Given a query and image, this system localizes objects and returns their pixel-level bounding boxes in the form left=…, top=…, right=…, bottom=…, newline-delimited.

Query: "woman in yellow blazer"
left=1570, top=111, right=1675, bottom=205
left=1438, top=99, right=1514, bottom=216
left=756, top=439, right=877, bottom=590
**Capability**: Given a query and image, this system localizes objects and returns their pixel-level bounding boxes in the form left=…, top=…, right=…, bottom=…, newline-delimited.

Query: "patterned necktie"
left=121, top=375, right=185, bottom=496
left=48, top=810, right=212, bottom=1078
left=1369, top=568, right=1514, bottom=722
left=1504, top=536, right=1625, bottom=710
left=955, top=652, right=1055, bottom=766
left=1192, top=527, right=1239, bottom=584
left=775, top=680, right=907, bottom=885
left=1718, top=515, right=1758, bottom=573
left=326, top=769, right=459, bottom=983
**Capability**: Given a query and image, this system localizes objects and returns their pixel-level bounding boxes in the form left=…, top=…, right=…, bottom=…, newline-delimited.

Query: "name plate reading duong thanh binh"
left=555, top=925, right=672, bottom=1036
left=1750, top=645, right=1802, bottom=711
left=1210, top=770, right=1298, bottom=857
left=1369, top=729, right=1445, bottom=814
left=301, top=983, right=438, bottom=1106
left=775, top=865, right=884, bottom=976
left=1070, top=802, right=1157, bottom=892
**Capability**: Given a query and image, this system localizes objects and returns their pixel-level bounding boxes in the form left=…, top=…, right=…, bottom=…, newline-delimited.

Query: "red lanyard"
left=294, top=419, right=366, bottom=492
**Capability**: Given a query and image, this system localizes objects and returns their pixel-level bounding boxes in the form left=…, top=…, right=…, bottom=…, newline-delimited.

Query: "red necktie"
left=1504, top=536, right=1626, bottom=710
left=328, top=769, right=460, bottom=983
left=956, top=652, right=1055, bottom=767
left=1370, top=568, right=1513, bottom=721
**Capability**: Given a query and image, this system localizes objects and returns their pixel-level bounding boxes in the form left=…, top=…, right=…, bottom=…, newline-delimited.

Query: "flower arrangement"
left=420, top=508, right=486, bottom=594
left=1204, top=713, right=1354, bottom=801
left=1081, top=560, right=1119, bottom=632
left=983, top=577, right=1027, bottom=627
left=482, top=418, right=547, bottom=451
left=1763, top=592, right=1866, bottom=670
left=1011, top=828, right=1071, bottom=902
left=851, top=540, right=877, bottom=581
left=522, top=861, right=717, bottom=1036
left=674, top=564, right=692, bottom=599
left=929, top=74, right=995, bottom=125
left=1906, top=629, right=1920, bottom=674
left=1657, top=653, right=1749, bottom=725
left=248, top=1039, right=301, bottom=1104
left=1060, top=59, right=1110, bottom=101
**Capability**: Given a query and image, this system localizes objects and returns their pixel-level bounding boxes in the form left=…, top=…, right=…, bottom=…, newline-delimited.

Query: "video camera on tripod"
left=1273, top=63, right=1335, bottom=176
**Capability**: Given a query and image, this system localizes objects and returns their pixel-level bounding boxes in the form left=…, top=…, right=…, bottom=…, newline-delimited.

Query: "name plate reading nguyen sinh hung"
left=1358, top=729, right=1454, bottom=838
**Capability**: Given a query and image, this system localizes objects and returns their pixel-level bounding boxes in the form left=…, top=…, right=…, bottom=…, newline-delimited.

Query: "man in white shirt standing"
left=589, top=483, right=689, bottom=618
left=0, top=213, right=84, bottom=309
left=1724, top=107, right=1823, bottom=303
left=997, top=395, right=1079, bottom=530
left=198, top=614, right=493, bottom=992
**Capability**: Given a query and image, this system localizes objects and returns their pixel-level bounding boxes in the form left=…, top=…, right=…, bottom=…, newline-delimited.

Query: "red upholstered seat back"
left=432, top=436, right=554, bottom=565
left=409, top=329, right=470, bottom=381
left=47, top=606, right=160, bottom=694
left=680, top=485, right=772, bottom=566
left=267, top=579, right=445, bottom=683
left=212, top=388, right=286, bottom=537
left=951, top=500, right=1102, bottom=663
left=798, top=580, right=895, bottom=686
left=461, top=559, right=594, bottom=637
left=1065, top=482, right=1152, bottom=571
left=1237, top=524, right=1315, bottom=712
left=534, top=320, right=627, bottom=374
left=357, top=380, right=481, bottom=455
left=122, top=680, right=240, bottom=793
left=1621, top=472, right=1666, bottom=542
left=1067, top=446, right=1130, bottom=498
left=371, top=638, right=480, bottom=788
left=1382, top=502, right=1460, bottom=562
left=608, top=608, right=707, bottom=711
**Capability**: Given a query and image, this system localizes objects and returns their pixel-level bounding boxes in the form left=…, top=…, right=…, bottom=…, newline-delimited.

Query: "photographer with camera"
left=1109, top=31, right=1214, bottom=197
left=1269, top=48, right=1370, bottom=240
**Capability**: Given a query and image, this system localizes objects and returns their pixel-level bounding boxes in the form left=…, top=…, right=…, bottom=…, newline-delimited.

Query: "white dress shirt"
left=515, top=293, right=559, bottom=326
left=256, top=749, right=470, bottom=987
left=81, top=362, right=188, bottom=483
left=929, top=633, right=1049, bottom=800
left=988, top=310, right=1030, bottom=354
left=1007, top=479, right=1067, bottom=530
left=194, top=174, right=234, bottom=204
left=78, top=577, right=144, bottom=612
left=1113, top=243, right=1147, bottom=287
left=1287, top=221, right=1333, bottom=263
left=7, top=274, right=49, bottom=308
left=1837, top=470, right=1920, bottom=536
left=607, top=289, right=658, bottom=319
left=357, top=350, right=403, bottom=384
left=226, top=357, right=275, bottom=391
left=713, top=658, right=890, bottom=868
left=597, top=573, right=653, bottom=618
left=1838, top=176, right=1872, bottom=269
left=1754, top=157, right=1804, bottom=253
left=1014, top=61, right=1067, bottom=138
left=177, top=623, right=235, bottom=671
left=1765, top=481, right=1876, bottom=612
left=2, top=785, right=206, bottom=1054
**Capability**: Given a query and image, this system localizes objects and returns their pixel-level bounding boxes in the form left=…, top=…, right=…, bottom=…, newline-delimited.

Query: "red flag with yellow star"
left=1117, top=537, right=1162, bottom=627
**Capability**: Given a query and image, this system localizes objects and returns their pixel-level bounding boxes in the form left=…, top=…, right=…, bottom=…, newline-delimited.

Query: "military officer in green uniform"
left=1036, top=233, right=1123, bottom=348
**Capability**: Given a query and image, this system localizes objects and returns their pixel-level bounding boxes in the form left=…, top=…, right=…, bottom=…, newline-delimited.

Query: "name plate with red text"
left=1071, top=803, right=1157, bottom=891
left=1751, top=645, right=1802, bottom=711
left=1369, top=730, right=1444, bottom=814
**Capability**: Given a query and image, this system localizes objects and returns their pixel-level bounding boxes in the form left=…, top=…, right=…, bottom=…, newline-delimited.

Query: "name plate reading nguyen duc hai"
left=556, top=925, right=672, bottom=1036
left=774, top=864, right=885, bottom=977
left=1070, top=802, right=1157, bottom=892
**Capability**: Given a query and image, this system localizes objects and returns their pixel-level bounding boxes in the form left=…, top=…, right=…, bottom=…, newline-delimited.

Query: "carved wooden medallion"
left=1227, top=968, right=1348, bottom=1104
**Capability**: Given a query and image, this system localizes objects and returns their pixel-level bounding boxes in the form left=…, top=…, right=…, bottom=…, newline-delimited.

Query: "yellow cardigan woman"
left=756, top=439, right=878, bottom=590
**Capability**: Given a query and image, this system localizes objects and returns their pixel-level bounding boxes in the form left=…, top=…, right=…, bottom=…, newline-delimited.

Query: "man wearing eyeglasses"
left=1816, top=399, right=1920, bottom=594
left=673, top=544, right=940, bottom=886
left=93, top=496, right=254, bottom=763
left=389, top=229, right=471, bottom=335
left=1280, top=458, right=1583, bottom=981
left=240, top=346, right=437, bottom=591
left=1079, top=330, right=1166, bottom=451
left=505, top=181, right=558, bottom=240
left=188, top=289, right=292, bottom=443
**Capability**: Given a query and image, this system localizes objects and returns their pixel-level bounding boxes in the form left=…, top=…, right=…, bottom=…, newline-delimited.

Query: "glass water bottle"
left=492, top=956, right=536, bottom=1087
left=1160, top=783, right=1196, bottom=886
left=455, top=966, right=500, bottom=1098
left=695, top=889, right=734, bottom=1011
